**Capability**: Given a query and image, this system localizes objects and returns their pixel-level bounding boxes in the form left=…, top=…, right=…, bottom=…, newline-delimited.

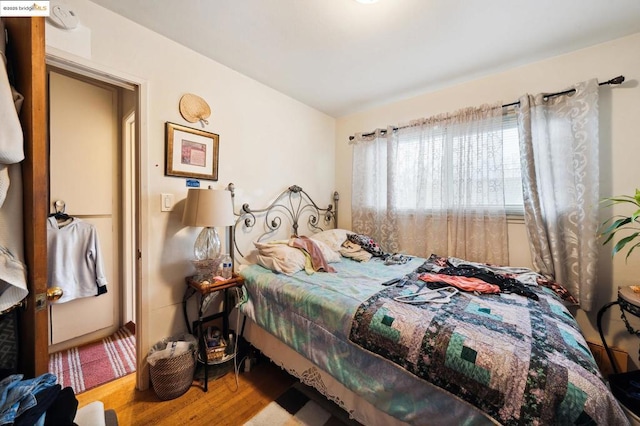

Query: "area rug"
left=48, top=323, right=136, bottom=394
left=244, top=382, right=361, bottom=426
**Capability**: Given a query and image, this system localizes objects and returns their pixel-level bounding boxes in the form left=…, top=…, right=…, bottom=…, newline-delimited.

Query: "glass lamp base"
left=194, top=227, right=221, bottom=261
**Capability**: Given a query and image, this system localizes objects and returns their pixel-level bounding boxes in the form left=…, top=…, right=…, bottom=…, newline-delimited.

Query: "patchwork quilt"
left=239, top=257, right=627, bottom=425
left=349, top=273, right=625, bottom=425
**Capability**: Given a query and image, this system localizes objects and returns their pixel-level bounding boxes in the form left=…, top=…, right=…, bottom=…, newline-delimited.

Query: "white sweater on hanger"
left=47, top=217, right=108, bottom=304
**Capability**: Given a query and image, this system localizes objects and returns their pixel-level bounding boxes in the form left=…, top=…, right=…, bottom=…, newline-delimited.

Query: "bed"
left=230, top=184, right=628, bottom=426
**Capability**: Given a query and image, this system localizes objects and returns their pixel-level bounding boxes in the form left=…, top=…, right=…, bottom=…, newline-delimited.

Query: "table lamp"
left=182, top=187, right=235, bottom=265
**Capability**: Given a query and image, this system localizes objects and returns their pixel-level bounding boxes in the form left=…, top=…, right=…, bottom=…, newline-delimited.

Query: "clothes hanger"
left=394, top=286, right=459, bottom=304
left=48, top=200, right=72, bottom=222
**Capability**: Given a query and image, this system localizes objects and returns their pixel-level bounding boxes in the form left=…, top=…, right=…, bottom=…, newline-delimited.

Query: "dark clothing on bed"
left=416, top=260, right=539, bottom=300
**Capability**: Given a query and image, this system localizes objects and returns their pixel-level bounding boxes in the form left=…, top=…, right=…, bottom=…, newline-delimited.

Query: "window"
left=368, top=112, right=524, bottom=215
left=502, top=113, right=524, bottom=215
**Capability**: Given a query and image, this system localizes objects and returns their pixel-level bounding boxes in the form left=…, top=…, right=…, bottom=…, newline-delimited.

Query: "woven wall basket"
left=150, top=350, right=196, bottom=400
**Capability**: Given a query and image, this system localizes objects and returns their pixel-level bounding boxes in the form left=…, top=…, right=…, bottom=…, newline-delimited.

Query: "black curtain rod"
left=349, top=75, right=625, bottom=141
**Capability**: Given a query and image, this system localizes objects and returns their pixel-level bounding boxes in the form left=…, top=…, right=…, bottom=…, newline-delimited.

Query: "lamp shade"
left=182, top=188, right=235, bottom=227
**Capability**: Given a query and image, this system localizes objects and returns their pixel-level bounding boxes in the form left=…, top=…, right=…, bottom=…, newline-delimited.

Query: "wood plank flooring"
left=76, top=359, right=295, bottom=425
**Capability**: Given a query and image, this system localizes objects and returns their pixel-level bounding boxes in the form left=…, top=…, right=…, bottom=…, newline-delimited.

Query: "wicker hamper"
left=150, top=348, right=196, bottom=400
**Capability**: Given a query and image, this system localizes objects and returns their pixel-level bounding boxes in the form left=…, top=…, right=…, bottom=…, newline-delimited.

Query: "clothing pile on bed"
left=252, top=236, right=341, bottom=275
left=251, top=229, right=578, bottom=305
left=251, top=230, right=381, bottom=273
left=313, top=230, right=578, bottom=304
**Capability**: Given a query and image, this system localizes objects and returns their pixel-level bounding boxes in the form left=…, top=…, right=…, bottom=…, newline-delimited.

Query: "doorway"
left=46, top=65, right=139, bottom=389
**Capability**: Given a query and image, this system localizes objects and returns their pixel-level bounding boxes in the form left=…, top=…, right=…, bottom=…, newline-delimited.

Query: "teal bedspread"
left=239, top=258, right=627, bottom=425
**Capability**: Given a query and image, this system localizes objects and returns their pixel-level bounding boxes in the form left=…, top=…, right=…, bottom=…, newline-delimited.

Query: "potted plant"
left=600, top=189, right=640, bottom=260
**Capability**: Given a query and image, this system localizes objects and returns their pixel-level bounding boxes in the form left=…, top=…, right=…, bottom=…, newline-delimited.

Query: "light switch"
left=161, top=193, right=174, bottom=212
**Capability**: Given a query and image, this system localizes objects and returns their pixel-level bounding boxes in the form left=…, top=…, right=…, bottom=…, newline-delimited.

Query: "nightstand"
left=597, top=286, right=640, bottom=420
left=182, top=274, right=244, bottom=391
left=598, top=286, right=640, bottom=374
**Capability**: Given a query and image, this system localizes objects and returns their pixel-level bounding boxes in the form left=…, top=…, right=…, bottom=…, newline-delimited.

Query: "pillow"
left=253, top=238, right=340, bottom=274
left=306, top=238, right=341, bottom=263
left=253, top=241, right=306, bottom=274
left=339, top=240, right=372, bottom=262
left=309, top=229, right=350, bottom=252
left=347, top=233, right=386, bottom=257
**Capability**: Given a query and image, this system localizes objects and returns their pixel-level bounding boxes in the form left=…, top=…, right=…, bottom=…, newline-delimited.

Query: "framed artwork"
left=165, top=122, right=219, bottom=180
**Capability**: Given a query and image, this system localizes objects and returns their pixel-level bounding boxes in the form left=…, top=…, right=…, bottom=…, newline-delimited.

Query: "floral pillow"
left=347, top=233, right=386, bottom=257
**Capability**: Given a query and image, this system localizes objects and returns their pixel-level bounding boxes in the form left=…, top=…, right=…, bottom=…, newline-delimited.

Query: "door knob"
left=47, top=287, right=63, bottom=301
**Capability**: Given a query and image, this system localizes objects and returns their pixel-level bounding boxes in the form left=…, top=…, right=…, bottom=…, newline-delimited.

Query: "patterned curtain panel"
left=517, top=79, right=599, bottom=311
left=351, top=103, right=508, bottom=265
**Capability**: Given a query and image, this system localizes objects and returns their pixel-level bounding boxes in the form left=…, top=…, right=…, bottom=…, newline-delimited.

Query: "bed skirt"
left=242, top=316, right=413, bottom=426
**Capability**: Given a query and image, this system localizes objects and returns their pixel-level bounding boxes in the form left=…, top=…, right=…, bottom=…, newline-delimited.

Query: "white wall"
left=336, top=32, right=640, bottom=369
left=46, top=0, right=336, bottom=383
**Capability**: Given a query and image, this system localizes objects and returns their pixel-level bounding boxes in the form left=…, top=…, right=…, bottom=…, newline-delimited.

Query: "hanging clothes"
left=47, top=217, right=108, bottom=304
left=0, top=19, right=28, bottom=314
left=0, top=19, right=25, bottom=208
left=0, top=164, right=27, bottom=313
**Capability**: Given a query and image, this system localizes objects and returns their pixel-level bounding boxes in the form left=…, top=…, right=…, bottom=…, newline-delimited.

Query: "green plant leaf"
left=601, top=191, right=640, bottom=260
left=602, top=195, right=640, bottom=208
left=626, top=241, right=640, bottom=262
left=602, top=231, right=617, bottom=246
left=600, top=217, right=632, bottom=239
left=613, top=232, right=640, bottom=256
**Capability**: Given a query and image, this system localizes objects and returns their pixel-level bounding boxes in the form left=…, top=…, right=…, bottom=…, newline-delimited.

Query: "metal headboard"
left=227, top=183, right=339, bottom=260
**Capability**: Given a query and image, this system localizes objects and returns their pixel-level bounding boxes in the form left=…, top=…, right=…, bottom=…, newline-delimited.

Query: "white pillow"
left=305, top=238, right=341, bottom=263
left=309, top=228, right=350, bottom=252
left=254, top=240, right=306, bottom=274
left=253, top=237, right=341, bottom=274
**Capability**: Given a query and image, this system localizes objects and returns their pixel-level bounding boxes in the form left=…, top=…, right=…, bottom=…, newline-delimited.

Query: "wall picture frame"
left=165, top=122, right=219, bottom=181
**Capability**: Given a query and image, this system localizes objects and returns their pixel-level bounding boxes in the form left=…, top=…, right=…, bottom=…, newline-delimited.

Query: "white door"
left=48, top=71, right=120, bottom=348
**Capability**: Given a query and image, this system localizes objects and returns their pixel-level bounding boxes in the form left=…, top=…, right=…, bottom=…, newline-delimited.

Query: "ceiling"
left=88, top=0, right=640, bottom=117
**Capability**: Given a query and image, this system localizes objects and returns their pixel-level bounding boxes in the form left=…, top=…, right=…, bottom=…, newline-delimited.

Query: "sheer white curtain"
left=517, top=79, right=599, bottom=310
left=351, top=103, right=509, bottom=264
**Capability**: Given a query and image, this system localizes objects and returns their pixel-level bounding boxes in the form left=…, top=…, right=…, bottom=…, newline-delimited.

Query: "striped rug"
left=245, top=382, right=361, bottom=426
left=49, top=323, right=136, bottom=394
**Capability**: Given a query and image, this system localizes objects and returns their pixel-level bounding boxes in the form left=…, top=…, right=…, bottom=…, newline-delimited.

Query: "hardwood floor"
left=76, top=359, right=296, bottom=425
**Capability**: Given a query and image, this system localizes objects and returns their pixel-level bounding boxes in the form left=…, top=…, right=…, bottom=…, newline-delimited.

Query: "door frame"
left=45, top=51, right=151, bottom=390
left=123, top=111, right=136, bottom=326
